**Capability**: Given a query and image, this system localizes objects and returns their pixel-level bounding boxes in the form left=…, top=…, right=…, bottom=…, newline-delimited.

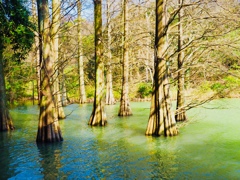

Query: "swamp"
left=1, top=99, right=240, bottom=179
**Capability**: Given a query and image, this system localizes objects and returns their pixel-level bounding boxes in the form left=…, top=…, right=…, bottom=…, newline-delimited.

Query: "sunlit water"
left=1, top=99, right=240, bottom=179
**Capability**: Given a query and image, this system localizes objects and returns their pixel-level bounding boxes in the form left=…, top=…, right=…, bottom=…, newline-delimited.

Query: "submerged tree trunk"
left=175, top=0, right=187, bottom=122
left=0, top=44, right=14, bottom=131
left=145, top=0, right=178, bottom=136
left=77, top=0, right=87, bottom=104
left=52, top=0, right=65, bottom=119
left=88, top=0, right=107, bottom=126
left=105, top=0, right=115, bottom=105
left=118, top=0, right=132, bottom=116
left=36, top=0, right=63, bottom=142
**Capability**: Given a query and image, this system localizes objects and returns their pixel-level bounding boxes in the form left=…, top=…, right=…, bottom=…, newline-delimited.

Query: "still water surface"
left=1, top=99, right=240, bottom=179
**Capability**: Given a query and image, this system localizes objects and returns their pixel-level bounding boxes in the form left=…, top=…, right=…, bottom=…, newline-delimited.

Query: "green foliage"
left=5, top=61, right=35, bottom=103
left=211, top=83, right=225, bottom=91
left=64, top=66, right=79, bottom=100
left=86, top=86, right=95, bottom=98
left=224, top=75, right=240, bottom=88
left=1, top=0, right=35, bottom=54
left=199, top=81, right=211, bottom=92
left=136, top=82, right=152, bottom=98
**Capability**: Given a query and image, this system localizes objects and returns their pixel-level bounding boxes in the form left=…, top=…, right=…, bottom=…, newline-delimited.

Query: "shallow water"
left=1, top=99, right=240, bottom=179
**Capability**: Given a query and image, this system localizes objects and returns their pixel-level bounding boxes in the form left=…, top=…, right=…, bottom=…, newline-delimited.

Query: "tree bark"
left=145, top=0, right=178, bottom=136
left=77, top=0, right=87, bottom=104
left=52, top=0, right=65, bottom=119
left=0, top=43, right=14, bottom=131
left=32, top=0, right=39, bottom=105
left=175, top=0, right=187, bottom=121
left=36, top=0, right=63, bottom=142
left=88, top=0, right=107, bottom=126
left=118, top=0, right=132, bottom=116
left=105, top=0, right=115, bottom=105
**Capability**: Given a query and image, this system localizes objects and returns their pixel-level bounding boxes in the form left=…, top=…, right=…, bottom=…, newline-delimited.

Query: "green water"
left=0, top=99, right=240, bottom=179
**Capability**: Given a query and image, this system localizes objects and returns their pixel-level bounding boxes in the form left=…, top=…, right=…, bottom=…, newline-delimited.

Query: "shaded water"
left=1, top=99, right=240, bottom=179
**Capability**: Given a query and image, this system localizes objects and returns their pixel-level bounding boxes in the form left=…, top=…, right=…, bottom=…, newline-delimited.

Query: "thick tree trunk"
left=36, top=0, right=63, bottom=142
left=105, top=0, right=115, bottom=105
left=118, top=0, right=132, bottom=116
left=52, top=0, right=65, bottom=119
left=77, top=0, right=87, bottom=104
left=175, top=0, right=187, bottom=121
left=145, top=0, right=178, bottom=136
left=0, top=46, right=14, bottom=131
left=88, top=0, right=107, bottom=126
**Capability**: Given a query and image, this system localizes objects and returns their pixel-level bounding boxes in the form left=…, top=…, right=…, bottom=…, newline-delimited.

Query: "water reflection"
left=37, top=143, right=63, bottom=179
left=1, top=99, right=240, bottom=179
left=0, top=132, right=14, bottom=179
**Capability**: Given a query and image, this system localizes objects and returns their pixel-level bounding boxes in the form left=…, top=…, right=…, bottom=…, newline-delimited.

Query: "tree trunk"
left=145, top=0, right=178, bottom=136
left=61, top=74, right=68, bottom=106
left=60, top=54, right=68, bottom=106
left=77, top=0, right=87, bottom=104
left=175, top=0, right=187, bottom=121
left=105, top=0, right=115, bottom=105
left=0, top=43, right=14, bottom=131
left=118, top=0, right=132, bottom=116
left=34, top=0, right=42, bottom=105
left=32, top=0, right=39, bottom=105
left=88, top=0, right=107, bottom=126
left=36, top=0, right=63, bottom=142
left=52, top=0, right=65, bottom=119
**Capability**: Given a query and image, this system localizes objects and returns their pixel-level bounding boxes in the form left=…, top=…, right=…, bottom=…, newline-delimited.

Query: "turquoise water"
left=1, top=99, right=240, bottom=179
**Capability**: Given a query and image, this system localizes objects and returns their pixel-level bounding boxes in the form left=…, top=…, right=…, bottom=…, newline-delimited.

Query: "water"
left=1, top=99, right=240, bottom=179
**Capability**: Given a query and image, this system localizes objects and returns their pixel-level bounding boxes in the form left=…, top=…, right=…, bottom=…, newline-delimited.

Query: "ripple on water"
left=2, top=100, right=240, bottom=179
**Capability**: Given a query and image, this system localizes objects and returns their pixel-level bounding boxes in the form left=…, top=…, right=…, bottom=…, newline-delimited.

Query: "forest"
left=1, top=0, right=240, bottom=140
left=2, top=0, right=240, bottom=179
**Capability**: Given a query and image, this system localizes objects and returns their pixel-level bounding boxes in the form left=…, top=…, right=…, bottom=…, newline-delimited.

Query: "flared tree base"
left=36, top=123, right=63, bottom=143
left=118, top=109, right=133, bottom=116
left=0, top=110, right=14, bottom=131
left=175, top=111, right=187, bottom=122
left=118, top=101, right=132, bottom=116
left=88, top=106, right=107, bottom=126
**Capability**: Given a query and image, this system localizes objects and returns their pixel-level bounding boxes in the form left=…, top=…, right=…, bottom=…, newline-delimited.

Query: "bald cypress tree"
left=0, top=0, right=34, bottom=131
left=52, top=0, right=66, bottom=119
left=77, top=0, right=87, bottom=104
left=88, top=0, right=107, bottom=126
left=175, top=0, right=187, bottom=122
left=118, top=0, right=132, bottom=116
left=145, top=0, right=178, bottom=136
left=36, top=0, right=63, bottom=142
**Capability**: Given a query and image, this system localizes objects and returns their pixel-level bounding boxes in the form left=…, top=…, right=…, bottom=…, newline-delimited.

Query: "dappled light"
left=1, top=0, right=240, bottom=178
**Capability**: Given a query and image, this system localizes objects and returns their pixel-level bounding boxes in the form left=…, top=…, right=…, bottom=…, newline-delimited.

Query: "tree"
left=175, top=0, right=187, bottom=121
left=88, top=0, right=107, bottom=126
left=36, top=0, right=63, bottom=142
left=118, top=0, right=132, bottom=116
left=145, top=0, right=178, bottom=136
left=52, top=0, right=66, bottom=119
left=77, top=0, right=87, bottom=104
left=0, top=43, right=14, bottom=131
left=105, top=0, right=115, bottom=105
left=0, top=0, right=34, bottom=131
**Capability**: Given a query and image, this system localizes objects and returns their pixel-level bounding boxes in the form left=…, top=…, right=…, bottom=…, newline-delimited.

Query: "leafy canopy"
left=0, top=0, right=35, bottom=61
